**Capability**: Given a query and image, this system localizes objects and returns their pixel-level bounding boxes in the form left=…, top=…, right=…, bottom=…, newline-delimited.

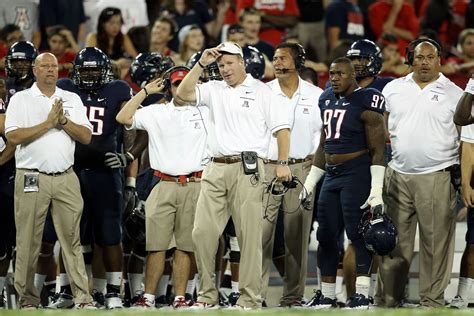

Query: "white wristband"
left=126, top=177, right=136, bottom=188
left=305, top=166, right=326, bottom=190
left=465, top=78, right=474, bottom=95
left=370, top=165, right=385, bottom=194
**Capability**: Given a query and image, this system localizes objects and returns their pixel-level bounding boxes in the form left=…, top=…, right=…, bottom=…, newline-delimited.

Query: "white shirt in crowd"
left=383, top=73, right=463, bottom=174
left=195, top=74, right=290, bottom=158
left=266, top=77, right=323, bottom=160
left=4, top=83, right=92, bottom=173
left=129, top=100, right=209, bottom=175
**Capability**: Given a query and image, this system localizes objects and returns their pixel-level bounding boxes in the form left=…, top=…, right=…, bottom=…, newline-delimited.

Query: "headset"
left=161, top=65, right=191, bottom=91
left=294, top=43, right=306, bottom=70
left=405, top=38, right=442, bottom=66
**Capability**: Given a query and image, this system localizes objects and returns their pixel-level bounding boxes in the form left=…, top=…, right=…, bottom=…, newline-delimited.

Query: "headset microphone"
left=280, top=68, right=296, bottom=73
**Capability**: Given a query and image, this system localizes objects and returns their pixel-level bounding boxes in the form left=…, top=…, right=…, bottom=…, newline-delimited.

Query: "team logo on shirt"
left=194, top=122, right=201, bottom=129
left=15, top=7, right=31, bottom=31
left=303, top=108, right=309, bottom=114
left=431, top=94, right=439, bottom=102
left=63, top=109, right=71, bottom=117
left=325, top=100, right=330, bottom=106
left=242, top=100, right=249, bottom=108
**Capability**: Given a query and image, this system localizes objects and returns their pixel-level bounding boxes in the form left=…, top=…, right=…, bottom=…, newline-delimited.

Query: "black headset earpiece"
left=295, top=43, right=306, bottom=70
left=405, top=38, right=442, bottom=66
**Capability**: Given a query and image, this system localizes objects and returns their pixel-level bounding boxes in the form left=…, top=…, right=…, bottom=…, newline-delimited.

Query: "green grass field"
left=0, top=308, right=473, bottom=316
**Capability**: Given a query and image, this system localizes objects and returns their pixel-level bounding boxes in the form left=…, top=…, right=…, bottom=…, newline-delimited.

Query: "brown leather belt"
left=265, top=155, right=313, bottom=165
left=153, top=170, right=202, bottom=183
left=212, top=155, right=242, bottom=164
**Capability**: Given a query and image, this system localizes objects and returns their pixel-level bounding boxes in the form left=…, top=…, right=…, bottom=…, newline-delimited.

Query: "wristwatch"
left=277, top=160, right=289, bottom=166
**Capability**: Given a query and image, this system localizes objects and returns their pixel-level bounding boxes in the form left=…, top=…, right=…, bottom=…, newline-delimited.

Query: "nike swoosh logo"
left=342, top=102, right=350, bottom=106
left=98, top=98, right=106, bottom=102
left=301, top=97, right=308, bottom=100
left=245, top=91, right=253, bottom=94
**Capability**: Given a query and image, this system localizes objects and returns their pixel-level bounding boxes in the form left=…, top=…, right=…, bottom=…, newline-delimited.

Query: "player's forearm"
left=116, top=90, right=146, bottom=126
left=454, top=92, right=474, bottom=126
left=275, top=128, right=290, bottom=161
left=461, top=141, right=474, bottom=188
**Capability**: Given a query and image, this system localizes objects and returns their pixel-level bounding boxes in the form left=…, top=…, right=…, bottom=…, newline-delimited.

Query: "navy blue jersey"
left=141, top=93, right=164, bottom=107
left=57, top=78, right=132, bottom=168
left=319, top=87, right=385, bottom=154
left=368, top=76, right=393, bottom=92
left=0, top=79, right=31, bottom=193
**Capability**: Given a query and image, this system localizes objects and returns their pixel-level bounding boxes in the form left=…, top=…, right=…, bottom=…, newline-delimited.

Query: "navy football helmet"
left=130, top=52, right=175, bottom=88
left=187, top=51, right=222, bottom=82
left=358, top=206, right=397, bottom=256
left=346, top=39, right=383, bottom=79
left=123, top=201, right=146, bottom=245
left=6, top=41, right=38, bottom=83
left=72, top=47, right=111, bottom=91
left=242, top=45, right=265, bottom=80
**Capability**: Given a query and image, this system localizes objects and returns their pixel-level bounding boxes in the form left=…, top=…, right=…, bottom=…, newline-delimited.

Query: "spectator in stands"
left=149, top=16, right=177, bottom=57
left=283, top=32, right=328, bottom=73
left=299, top=66, right=319, bottom=85
left=297, top=0, right=327, bottom=62
left=39, top=0, right=87, bottom=49
left=446, top=29, right=474, bottom=75
left=369, top=0, right=419, bottom=56
left=239, top=7, right=274, bottom=60
left=90, top=0, right=149, bottom=34
left=226, top=24, right=246, bottom=47
left=0, top=25, right=25, bottom=71
left=172, top=24, right=204, bottom=66
left=0, top=0, right=41, bottom=47
left=325, top=0, right=365, bottom=52
left=379, top=34, right=409, bottom=77
left=85, top=7, right=138, bottom=78
left=127, top=26, right=150, bottom=54
left=45, top=25, right=79, bottom=78
left=236, top=0, right=299, bottom=48
left=160, top=0, right=226, bottom=50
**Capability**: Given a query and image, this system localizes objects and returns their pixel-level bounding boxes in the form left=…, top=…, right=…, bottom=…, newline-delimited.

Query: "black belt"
left=20, top=167, right=72, bottom=176
left=265, top=155, right=313, bottom=165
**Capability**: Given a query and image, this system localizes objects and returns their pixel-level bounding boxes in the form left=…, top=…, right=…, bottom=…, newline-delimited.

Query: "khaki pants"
left=379, top=167, right=456, bottom=307
left=14, top=169, right=91, bottom=306
left=261, top=160, right=313, bottom=304
left=145, top=180, right=200, bottom=252
left=192, top=160, right=265, bottom=309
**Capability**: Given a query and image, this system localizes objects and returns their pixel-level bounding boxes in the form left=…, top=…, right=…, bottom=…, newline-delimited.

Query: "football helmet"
left=187, top=51, right=222, bottom=82
left=242, top=45, right=264, bottom=79
left=346, top=39, right=383, bottom=79
left=358, top=206, right=397, bottom=256
left=123, top=201, right=146, bottom=245
left=130, top=52, right=175, bottom=88
left=72, top=47, right=111, bottom=91
left=6, top=41, right=38, bottom=83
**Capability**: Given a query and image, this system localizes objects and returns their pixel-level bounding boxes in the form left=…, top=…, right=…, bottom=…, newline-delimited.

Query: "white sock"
left=335, top=276, right=343, bottom=294
left=231, top=281, right=239, bottom=293
left=55, top=276, right=60, bottom=292
left=321, top=282, right=336, bottom=299
left=156, top=275, right=169, bottom=297
left=34, top=274, right=47, bottom=293
left=368, top=273, right=377, bottom=297
left=144, top=293, right=155, bottom=302
left=106, top=271, right=122, bottom=287
left=59, top=273, right=70, bottom=287
left=186, top=276, right=196, bottom=294
left=356, top=276, right=370, bottom=297
left=458, top=277, right=474, bottom=299
left=93, top=278, right=107, bottom=293
left=128, top=273, right=143, bottom=297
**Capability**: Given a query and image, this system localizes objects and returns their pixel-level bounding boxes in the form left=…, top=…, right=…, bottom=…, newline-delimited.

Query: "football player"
left=302, top=57, right=386, bottom=309
left=0, top=41, right=37, bottom=307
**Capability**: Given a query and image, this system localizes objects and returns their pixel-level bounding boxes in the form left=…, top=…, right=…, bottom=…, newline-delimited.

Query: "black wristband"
left=197, top=61, right=205, bottom=68
left=60, top=117, right=68, bottom=126
left=143, top=87, right=149, bottom=97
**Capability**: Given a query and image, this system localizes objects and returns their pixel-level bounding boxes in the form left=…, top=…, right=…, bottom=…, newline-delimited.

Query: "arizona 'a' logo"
left=15, top=7, right=31, bottom=31
left=242, top=100, right=249, bottom=108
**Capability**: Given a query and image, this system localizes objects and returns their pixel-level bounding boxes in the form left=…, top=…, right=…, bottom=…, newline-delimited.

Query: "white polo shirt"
left=383, top=73, right=462, bottom=174
left=5, top=83, right=92, bottom=173
left=266, top=77, right=323, bottom=160
left=129, top=100, right=209, bottom=175
left=195, top=74, right=290, bottom=158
